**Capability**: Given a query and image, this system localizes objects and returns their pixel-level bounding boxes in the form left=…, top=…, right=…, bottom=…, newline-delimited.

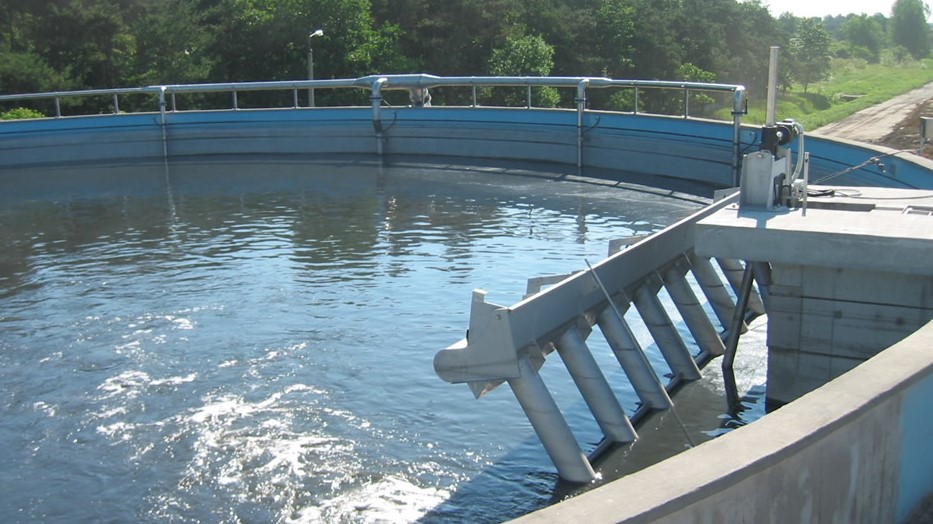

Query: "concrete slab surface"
left=695, top=186, right=933, bottom=276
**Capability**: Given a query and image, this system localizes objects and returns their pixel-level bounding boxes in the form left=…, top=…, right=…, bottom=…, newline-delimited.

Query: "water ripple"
left=0, top=162, right=706, bottom=523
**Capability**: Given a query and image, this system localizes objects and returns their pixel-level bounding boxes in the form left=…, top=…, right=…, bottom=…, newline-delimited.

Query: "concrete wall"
left=767, top=265, right=933, bottom=406
left=3, top=107, right=932, bottom=190
left=511, top=319, right=933, bottom=524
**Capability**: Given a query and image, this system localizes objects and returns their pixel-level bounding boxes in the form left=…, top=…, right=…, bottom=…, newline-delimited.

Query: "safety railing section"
left=0, top=75, right=747, bottom=182
left=0, top=74, right=745, bottom=117
left=433, top=193, right=765, bottom=483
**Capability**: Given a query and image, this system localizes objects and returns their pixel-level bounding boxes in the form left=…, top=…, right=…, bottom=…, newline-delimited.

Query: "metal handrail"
left=0, top=74, right=745, bottom=116
left=0, top=74, right=747, bottom=181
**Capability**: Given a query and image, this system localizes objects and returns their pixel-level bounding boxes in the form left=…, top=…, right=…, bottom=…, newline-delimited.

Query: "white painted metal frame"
left=434, top=193, right=765, bottom=482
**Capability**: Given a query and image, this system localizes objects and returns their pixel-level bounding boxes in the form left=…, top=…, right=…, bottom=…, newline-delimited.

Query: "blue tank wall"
left=1, top=107, right=930, bottom=190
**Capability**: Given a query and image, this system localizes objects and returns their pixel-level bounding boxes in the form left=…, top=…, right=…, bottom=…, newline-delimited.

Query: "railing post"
left=232, top=90, right=238, bottom=110
left=732, top=86, right=746, bottom=187
left=526, top=85, right=532, bottom=108
left=371, top=78, right=388, bottom=158
left=472, top=85, right=477, bottom=107
left=634, top=87, right=639, bottom=114
left=292, top=89, right=298, bottom=109
left=576, top=79, right=589, bottom=177
left=170, top=93, right=176, bottom=112
left=113, top=94, right=120, bottom=114
left=158, top=87, right=166, bottom=126
left=158, top=87, right=168, bottom=162
left=683, top=86, right=689, bottom=118
left=54, top=97, right=61, bottom=118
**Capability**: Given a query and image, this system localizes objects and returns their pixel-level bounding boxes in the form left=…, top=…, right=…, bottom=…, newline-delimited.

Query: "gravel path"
left=812, top=82, right=933, bottom=143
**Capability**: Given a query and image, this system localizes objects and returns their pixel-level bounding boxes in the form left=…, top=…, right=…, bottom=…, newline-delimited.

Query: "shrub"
left=0, top=107, right=46, bottom=120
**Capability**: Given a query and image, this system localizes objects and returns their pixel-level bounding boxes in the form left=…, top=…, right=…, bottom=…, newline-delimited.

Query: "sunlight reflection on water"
left=0, top=160, right=708, bottom=523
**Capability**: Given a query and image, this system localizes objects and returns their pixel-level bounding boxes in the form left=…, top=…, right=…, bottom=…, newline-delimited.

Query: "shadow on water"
left=1, top=156, right=761, bottom=523
left=418, top=362, right=768, bottom=523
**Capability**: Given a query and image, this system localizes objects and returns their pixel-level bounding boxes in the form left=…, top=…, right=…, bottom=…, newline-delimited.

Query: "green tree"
left=28, top=0, right=136, bottom=89
left=593, top=0, right=635, bottom=77
left=202, top=0, right=413, bottom=106
left=487, top=33, right=559, bottom=107
left=130, top=0, right=214, bottom=85
left=788, top=18, right=832, bottom=92
left=629, top=0, right=682, bottom=81
left=839, top=15, right=885, bottom=62
left=682, top=0, right=780, bottom=96
left=678, top=62, right=716, bottom=115
left=890, top=0, right=931, bottom=59
left=0, top=51, right=71, bottom=94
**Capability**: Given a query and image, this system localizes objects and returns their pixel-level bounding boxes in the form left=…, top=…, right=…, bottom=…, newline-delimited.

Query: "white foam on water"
left=98, top=370, right=151, bottom=398
left=290, top=475, right=451, bottom=524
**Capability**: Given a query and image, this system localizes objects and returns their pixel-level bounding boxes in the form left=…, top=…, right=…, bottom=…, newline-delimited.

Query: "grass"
left=734, top=58, right=933, bottom=130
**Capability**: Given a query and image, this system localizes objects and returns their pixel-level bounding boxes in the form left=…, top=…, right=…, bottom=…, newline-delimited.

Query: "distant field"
left=734, top=58, right=933, bottom=129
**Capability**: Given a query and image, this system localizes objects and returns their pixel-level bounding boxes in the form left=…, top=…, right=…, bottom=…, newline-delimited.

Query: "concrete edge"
left=510, top=319, right=933, bottom=523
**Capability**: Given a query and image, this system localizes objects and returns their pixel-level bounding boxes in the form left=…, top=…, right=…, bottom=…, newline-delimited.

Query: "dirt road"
left=812, top=82, right=933, bottom=143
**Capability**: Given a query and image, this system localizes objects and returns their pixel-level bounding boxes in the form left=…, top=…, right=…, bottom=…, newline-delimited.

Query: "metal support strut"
left=556, top=326, right=637, bottom=444
left=507, top=354, right=596, bottom=483
left=633, top=276, right=702, bottom=381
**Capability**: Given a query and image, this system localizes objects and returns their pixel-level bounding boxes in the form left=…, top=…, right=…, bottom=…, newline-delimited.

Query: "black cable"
left=813, top=150, right=920, bottom=188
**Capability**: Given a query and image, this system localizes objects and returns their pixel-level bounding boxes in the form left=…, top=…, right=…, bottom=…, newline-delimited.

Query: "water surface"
left=0, top=160, right=708, bottom=523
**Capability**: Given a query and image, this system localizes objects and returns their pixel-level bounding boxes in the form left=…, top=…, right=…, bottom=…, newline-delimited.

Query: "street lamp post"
left=308, top=29, right=324, bottom=107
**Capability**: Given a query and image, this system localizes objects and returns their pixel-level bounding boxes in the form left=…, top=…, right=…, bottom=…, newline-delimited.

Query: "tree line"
left=0, top=0, right=929, bottom=107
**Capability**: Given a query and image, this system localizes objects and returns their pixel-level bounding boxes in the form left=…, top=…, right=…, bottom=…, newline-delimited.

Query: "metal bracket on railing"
left=370, top=77, right=387, bottom=133
left=370, top=77, right=389, bottom=157
left=731, top=86, right=748, bottom=187
left=576, top=79, right=589, bottom=176
left=158, top=86, right=168, bottom=161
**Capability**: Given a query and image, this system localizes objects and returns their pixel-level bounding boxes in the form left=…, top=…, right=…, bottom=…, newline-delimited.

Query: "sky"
left=760, top=0, right=913, bottom=20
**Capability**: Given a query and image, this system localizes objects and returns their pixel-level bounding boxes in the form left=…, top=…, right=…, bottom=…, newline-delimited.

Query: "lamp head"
left=310, top=29, right=324, bottom=38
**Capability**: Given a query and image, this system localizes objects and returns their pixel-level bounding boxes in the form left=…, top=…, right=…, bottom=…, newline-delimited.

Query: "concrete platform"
left=696, top=186, right=933, bottom=406
left=695, top=186, right=933, bottom=276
